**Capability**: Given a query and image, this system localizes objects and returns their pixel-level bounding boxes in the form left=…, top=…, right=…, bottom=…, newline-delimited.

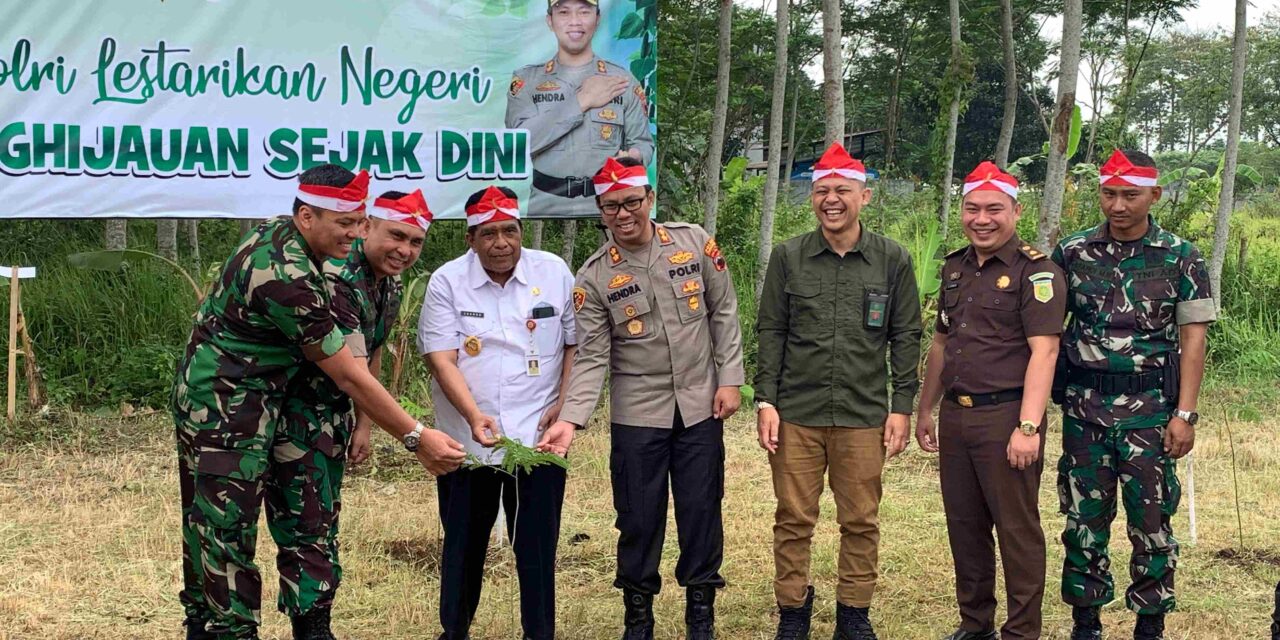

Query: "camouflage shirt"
left=280, top=239, right=404, bottom=457
left=1053, top=217, right=1217, bottom=428
left=171, top=216, right=345, bottom=480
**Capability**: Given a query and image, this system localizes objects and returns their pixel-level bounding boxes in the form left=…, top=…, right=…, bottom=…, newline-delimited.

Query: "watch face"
left=404, top=433, right=421, bottom=452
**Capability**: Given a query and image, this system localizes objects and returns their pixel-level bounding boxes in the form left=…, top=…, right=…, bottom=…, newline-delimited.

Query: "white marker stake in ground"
left=4, top=266, right=36, bottom=423
left=1187, top=451, right=1197, bottom=544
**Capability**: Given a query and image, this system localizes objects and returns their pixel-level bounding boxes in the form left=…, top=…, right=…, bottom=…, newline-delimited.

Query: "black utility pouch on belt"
left=1051, top=350, right=1069, bottom=406
left=1163, top=353, right=1181, bottom=408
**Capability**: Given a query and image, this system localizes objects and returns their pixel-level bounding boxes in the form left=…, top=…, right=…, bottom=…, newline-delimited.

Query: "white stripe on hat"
left=295, top=190, right=365, bottom=212
left=466, top=207, right=520, bottom=227
left=962, top=180, right=1019, bottom=198
left=1100, top=174, right=1158, bottom=187
left=812, top=168, right=867, bottom=182
left=593, top=175, right=649, bottom=196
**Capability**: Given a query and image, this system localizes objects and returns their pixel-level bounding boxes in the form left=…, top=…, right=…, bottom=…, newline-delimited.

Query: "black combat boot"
left=183, top=616, right=215, bottom=640
left=1070, top=606, right=1102, bottom=640
left=291, top=607, right=337, bottom=640
left=686, top=586, right=716, bottom=639
left=940, top=630, right=997, bottom=640
left=832, top=602, right=877, bottom=640
left=774, top=586, right=815, bottom=640
left=621, top=590, right=654, bottom=640
left=1133, top=613, right=1165, bottom=640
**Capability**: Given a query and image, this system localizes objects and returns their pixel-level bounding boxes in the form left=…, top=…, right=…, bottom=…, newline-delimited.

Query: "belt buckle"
left=957, top=395, right=974, bottom=408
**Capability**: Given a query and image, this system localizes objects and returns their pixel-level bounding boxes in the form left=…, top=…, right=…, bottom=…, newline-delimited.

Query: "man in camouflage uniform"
left=268, top=189, right=432, bottom=638
left=505, top=0, right=654, bottom=218
left=1052, top=150, right=1215, bottom=640
left=173, top=166, right=464, bottom=640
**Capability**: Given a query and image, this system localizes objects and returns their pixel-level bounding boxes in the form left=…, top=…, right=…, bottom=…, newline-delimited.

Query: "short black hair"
left=464, top=186, right=521, bottom=234
left=378, top=190, right=408, bottom=200
left=292, top=164, right=357, bottom=214
left=1118, top=149, right=1156, bottom=168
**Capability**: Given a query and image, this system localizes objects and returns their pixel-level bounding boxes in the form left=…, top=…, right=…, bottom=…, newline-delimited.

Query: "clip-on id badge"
left=864, top=290, right=889, bottom=328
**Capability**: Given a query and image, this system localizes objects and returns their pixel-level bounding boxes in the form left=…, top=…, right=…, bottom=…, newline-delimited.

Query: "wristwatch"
left=403, top=422, right=426, bottom=452
left=1018, top=420, right=1039, bottom=436
left=1174, top=409, right=1200, bottom=426
left=755, top=401, right=775, bottom=413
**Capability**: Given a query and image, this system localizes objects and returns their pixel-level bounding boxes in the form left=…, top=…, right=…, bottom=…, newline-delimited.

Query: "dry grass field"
left=0, top=381, right=1277, bottom=639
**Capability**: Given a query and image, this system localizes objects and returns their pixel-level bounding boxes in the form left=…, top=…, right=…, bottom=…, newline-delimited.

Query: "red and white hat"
left=465, top=186, right=520, bottom=227
left=1099, top=150, right=1159, bottom=187
left=812, top=143, right=867, bottom=182
left=370, top=189, right=433, bottom=232
left=593, top=157, right=650, bottom=195
left=295, top=169, right=369, bottom=212
left=962, top=161, right=1019, bottom=198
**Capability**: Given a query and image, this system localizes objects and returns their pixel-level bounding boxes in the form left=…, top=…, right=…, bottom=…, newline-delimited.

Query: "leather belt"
left=946, top=388, right=1023, bottom=408
left=533, top=170, right=595, bottom=199
left=1066, top=366, right=1165, bottom=395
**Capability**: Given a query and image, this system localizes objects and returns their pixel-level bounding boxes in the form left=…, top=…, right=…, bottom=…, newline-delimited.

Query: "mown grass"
left=0, top=381, right=1277, bottom=640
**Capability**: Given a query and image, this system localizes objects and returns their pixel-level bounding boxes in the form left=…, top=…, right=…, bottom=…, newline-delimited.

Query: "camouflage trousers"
left=178, top=430, right=346, bottom=638
left=1056, top=416, right=1182, bottom=614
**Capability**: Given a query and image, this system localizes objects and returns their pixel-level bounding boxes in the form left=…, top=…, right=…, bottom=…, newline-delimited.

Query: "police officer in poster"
left=505, top=0, right=654, bottom=218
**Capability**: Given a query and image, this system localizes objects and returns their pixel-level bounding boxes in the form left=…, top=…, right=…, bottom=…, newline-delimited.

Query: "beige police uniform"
left=505, top=55, right=655, bottom=219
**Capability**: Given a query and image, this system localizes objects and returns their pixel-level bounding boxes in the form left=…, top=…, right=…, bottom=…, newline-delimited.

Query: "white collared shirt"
left=418, top=248, right=577, bottom=461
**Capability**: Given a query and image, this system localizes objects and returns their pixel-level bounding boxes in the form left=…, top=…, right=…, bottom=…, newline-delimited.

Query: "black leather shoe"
left=686, top=586, right=716, bottom=639
left=290, top=608, right=337, bottom=640
left=1133, top=613, right=1164, bottom=640
left=832, top=602, right=877, bottom=640
left=621, top=590, right=654, bottom=640
left=941, top=630, right=997, bottom=640
left=1071, top=606, right=1103, bottom=640
left=774, top=586, right=815, bottom=640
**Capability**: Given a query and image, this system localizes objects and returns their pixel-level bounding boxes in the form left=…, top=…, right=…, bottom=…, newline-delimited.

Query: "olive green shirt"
left=754, top=226, right=922, bottom=427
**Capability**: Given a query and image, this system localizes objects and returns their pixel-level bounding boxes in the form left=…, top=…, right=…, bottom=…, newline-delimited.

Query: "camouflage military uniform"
left=267, top=238, right=403, bottom=617
left=173, top=217, right=345, bottom=638
left=1052, top=217, right=1216, bottom=614
left=505, top=55, right=654, bottom=218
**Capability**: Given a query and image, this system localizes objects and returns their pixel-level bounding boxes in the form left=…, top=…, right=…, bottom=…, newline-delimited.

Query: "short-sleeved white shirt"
left=418, top=248, right=577, bottom=461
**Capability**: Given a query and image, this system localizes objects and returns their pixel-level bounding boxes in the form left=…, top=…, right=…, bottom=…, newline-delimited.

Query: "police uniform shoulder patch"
left=633, top=84, right=647, bottom=109
left=572, top=287, right=587, bottom=312
left=1019, top=243, right=1047, bottom=261
left=1028, top=271, right=1055, bottom=303
left=509, top=76, right=525, bottom=97
left=703, top=237, right=727, bottom=272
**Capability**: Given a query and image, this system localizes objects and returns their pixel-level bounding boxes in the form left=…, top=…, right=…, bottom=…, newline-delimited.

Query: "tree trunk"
left=239, top=219, right=254, bottom=237
left=183, top=219, right=200, bottom=265
left=994, top=0, right=1018, bottom=168
left=1210, top=0, right=1248, bottom=310
left=1037, top=0, right=1083, bottom=251
left=560, top=219, right=578, bottom=266
left=105, top=220, right=127, bottom=250
left=783, top=66, right=801, bottom=198
left=821, top=0, right=843, bottom=145
left=937, top=0, right=962, bottom=234
left=702, top=0, right=734, bottom=235
left=757, top=0, right=790, bottom=297
left=530, top=220, right=545, bottom=250
left=157, top=220, right=178, bottom=260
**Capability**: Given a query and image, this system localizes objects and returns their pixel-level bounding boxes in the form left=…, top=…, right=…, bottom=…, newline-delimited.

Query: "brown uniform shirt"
left=560, top=221, right=745, bottom=429
left=936, top=236, right=1067, bottom=395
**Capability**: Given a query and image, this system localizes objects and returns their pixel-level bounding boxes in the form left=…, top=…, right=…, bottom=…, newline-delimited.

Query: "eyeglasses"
left=600, top=197, right=647, bottom=216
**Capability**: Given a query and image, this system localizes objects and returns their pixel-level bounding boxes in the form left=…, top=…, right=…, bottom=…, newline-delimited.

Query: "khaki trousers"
left=770, top=421, right=885, bottom=608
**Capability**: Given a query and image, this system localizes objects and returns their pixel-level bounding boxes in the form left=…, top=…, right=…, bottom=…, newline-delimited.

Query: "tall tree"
left=530, top=220, right=545, bottom=250
left=821, top=0, right=843, bottom=144
left=1038, top=0, right=1083, bottom=251
left=560, top=219, right=578, bottom=265
left=157, top=220, right=178, bottom=260
left=757, top=0, right=790, bottom=295
left=936, top=0, right=963, bottom=232
left=183, top=219, right=200, bottom=265
left=702, top=0, right=734, bottom=235
left=1210, top=0, right=1248, bottom=309
left=105, top=220, right=127, bottom=251
left=994, top=0, right=1018, bottom=167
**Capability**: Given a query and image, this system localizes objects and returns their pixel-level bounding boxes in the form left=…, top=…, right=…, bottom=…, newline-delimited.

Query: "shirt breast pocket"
left=533, top=316, right=563, bottom=356
left=978, top=290, right=1020, bottom=339
left=786, top=279, right=827, bottom=326
left=459, top=314, right=494, bottom=339
left=1133, top=278, right=1177, bottom=332
left=590, top=110, right=622, bottom=151
left=608, top=295, right=653, bottom=339
left=671, top=276, right=707, bottom=324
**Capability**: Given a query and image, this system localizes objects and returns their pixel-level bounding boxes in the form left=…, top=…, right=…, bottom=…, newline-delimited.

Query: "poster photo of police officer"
left=505, top=0, right=655, bottom=219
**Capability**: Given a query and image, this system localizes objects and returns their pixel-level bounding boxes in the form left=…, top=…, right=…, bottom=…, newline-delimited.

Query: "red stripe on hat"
left=297, top=170, right=370, bottom=211
left=812, top=142, right=866, bottom=181
left=593, top=157, right=650, bottom=195
left=371, top=189, right=433, bottom=231
left=962, top=161, right=1019, bottom=197
left=1099, top=150, right=1159, bottom=186
left=465, top=186, right=520, bottom=227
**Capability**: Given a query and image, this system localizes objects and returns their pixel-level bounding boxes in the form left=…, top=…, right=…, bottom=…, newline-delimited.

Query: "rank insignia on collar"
left=545, top=59, right=556, bottom=73
left=608, top=274, right=634, bottom=289
left=572, top=287, right=587, bottom=312
left=996, top=275, right=1011, bottom=290
left=627, top=318, right=643, bottom=336
left=656, top=226, right=673, bottom=245
left=536, top=81, right=561, bottom=91
left=597, top=59, right=607, bottom=74
left=668, top=250, right=694, bottom=264
left=609, top=246, right=623, bottom=265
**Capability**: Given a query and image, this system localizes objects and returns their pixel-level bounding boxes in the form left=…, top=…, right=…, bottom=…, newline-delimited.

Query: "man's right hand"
left=415, top=430, right=466, bottom=476
left=915, top=412, right=939, bottom=453
left=757, top=406, right=780, bottom=454
left=577, top=75, right=629, bottom=112
left=469, top=413, right=501, bottom=447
